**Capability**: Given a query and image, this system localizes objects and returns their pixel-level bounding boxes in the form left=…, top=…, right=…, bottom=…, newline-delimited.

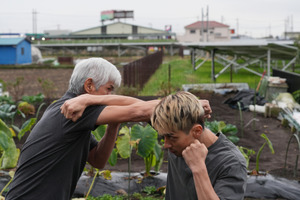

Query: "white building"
left=69, top=22, right=175, bottom=40
left=178, top=21, right=231, bottom=43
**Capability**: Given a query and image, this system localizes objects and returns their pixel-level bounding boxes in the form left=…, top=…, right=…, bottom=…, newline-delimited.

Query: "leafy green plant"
left=18, top=101, right=35, bottom=116
left=131, top=124, right=163, bottom=176
left=142, top=186, right=157, bottom=195
left=255, top=133, right=274, bottom=173
left=11, top=118, right=37, bottom=140
left=115, top=124, right=164, bottom=176
left=0, top=170, right=14, bottom=199
left=292, top=90, right=300, bottom=104
left=85, top=169, right=112, bottom=199
left=205, top=120, right=239, bottom=144
left=10, top=102, right=45, bottom=141
left=21, top=93, right=45, bottom=105
left=0, top=119, right=20, bottom=169
left=238, top=146, right=256, bottom=169
left=0, top=95, right=14, bottom=105
left=0, top=103, right=25, bottom=125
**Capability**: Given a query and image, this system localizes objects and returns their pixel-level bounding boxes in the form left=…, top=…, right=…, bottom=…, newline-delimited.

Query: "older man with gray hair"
left=6, top=58, right=159, bottom=200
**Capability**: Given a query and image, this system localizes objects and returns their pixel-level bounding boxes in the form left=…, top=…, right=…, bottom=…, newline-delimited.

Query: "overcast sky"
left=1, top=0, right=299, bottom=38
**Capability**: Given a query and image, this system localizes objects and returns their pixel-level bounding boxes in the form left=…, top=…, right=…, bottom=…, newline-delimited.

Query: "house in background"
left=284, top=32, right=300, bottom=40
left=177, top=21, right=231, bottom=43
left=69, top=22, right=176, bottom=40
left=0, top=38, right=32, bottom=65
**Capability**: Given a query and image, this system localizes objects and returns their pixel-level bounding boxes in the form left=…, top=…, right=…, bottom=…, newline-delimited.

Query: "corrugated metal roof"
left=185, top=21, right=229, bottom=29
left=0, top=37, right=26, bottom=45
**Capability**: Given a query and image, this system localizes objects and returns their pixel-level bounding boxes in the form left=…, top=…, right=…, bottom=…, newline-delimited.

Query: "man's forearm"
left=88, top=123, right=120, bottom=169
left=192, top=164, right=219, bottom=200
left=83, top=94, right=144, bottom=106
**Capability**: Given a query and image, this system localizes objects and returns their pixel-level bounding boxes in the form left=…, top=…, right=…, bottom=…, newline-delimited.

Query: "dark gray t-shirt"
left=6, top=92, right=104, bottom=200
left=166, top=133, right=247, bottom=200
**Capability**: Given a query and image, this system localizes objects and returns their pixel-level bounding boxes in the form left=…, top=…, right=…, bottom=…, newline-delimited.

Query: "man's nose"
left=164, top=138, right=172, bottom=149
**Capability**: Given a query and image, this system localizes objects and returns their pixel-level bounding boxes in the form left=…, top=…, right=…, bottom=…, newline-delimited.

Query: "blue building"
left=0, top=38, right=32, bottom=65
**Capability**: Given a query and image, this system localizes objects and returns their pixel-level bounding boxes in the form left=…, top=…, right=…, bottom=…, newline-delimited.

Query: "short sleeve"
left=89, top=133, right=98, bottom=151
left=213, top=164, right=247, bottom=200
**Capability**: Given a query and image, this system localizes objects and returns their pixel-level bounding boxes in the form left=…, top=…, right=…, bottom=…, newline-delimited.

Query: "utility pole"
left=201, top=6, right=209, bottom=42
left=206, top=5, right=209, bottom=42
left=32, top=9, right=38, bottom=35
left=201, top=8, right=204, bottom=42
left=236, top=18, right=239, bottom=37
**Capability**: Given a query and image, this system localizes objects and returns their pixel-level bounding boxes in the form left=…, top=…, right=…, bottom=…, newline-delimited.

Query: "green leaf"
left=205, top=121, right=219, bottom=133
left=218, top=121, right=226, bottom=132
left=116, top=126, right=131, bottom=159
left=131, top=124, right=157, bottom=158
left=18, top=118, right=37, bottom=140
left=260, top=133, right=275, bottom=154
left=99, top=170, right=112, bottom=180
left=1, top=147, right=20, bottom=169
left=92, top=125, right=107, bottom=141
left=0, top=119, right=13, bottom=138
left=108, top=148, right=118, bottom=166
left=221, top=124, right=238, bottom=135
left=0, top=131, right=11, bottom=150
left=227, top=135, right=240, bottom=144
left=153, top=141, right=162, bottom=160
left=11, top=125, right=20, bottom=134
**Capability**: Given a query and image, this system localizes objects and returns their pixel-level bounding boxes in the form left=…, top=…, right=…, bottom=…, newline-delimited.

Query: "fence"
left=273, top=69, right=300, bottom=93
left=123, top=51, right=163, bottom=88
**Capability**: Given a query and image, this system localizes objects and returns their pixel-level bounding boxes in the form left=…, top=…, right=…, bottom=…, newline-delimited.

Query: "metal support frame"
left=215, top=54, right=266, bottom=78
left=191, top=49, right=210, bottom=70
left=267, top=49, right=271, bottom=77
left=211, top=49, right=215, bottom=81
left=214, top=56, right=237, bottom=79
left=282, top=57, right=297, bottom=71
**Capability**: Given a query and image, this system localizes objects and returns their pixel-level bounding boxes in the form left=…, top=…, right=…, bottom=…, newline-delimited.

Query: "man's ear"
left=84, top=78, right=94, bottom=93
left=191, top=124, right=203, bottom=139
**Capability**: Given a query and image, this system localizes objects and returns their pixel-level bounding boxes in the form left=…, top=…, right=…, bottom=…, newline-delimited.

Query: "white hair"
left=68, top=58, right=121, bottom=95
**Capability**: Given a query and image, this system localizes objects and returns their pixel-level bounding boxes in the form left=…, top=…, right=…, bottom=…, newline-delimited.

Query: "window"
left=21, top=48, right=24, bottom=55
left=101, top=26, right=107, bottom=34
left=190, top=29, right=196, bottom=34
left=132, top=25, right=138, bottom=34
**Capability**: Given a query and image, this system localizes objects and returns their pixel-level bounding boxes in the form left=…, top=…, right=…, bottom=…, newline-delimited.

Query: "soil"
left=103, top=91, right=300, bottom=182
left=7, top=91, right=300, bottom=199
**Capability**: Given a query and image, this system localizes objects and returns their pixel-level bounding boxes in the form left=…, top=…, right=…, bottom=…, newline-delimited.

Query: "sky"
left=1, top=0, right=299, bottom=38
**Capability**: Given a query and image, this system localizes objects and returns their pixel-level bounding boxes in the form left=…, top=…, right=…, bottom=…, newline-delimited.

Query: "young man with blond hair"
left=151, top=91, right=247, bottom=200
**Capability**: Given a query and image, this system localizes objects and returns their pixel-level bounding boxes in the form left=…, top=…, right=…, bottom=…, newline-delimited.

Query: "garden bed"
left=2, top=92, right=300, bottom=199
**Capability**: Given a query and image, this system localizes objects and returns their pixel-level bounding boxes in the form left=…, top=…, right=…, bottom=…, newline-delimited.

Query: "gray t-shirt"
left=6, top=92, right=105, bottom=200
left=166, top=133, right=247, bottom=200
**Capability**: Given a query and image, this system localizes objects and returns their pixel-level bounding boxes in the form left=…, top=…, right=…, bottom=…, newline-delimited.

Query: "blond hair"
left=151, top=91, right=205, bottom=135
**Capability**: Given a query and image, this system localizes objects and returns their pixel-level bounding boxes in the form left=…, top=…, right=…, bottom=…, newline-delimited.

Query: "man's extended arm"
left=60, top=94, right=212, bottom=123
left=60, top=94, right=144, bottom=122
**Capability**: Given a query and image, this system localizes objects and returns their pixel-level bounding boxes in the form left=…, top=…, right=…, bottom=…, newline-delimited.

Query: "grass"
left=140, top=56, right=269, bottom=96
